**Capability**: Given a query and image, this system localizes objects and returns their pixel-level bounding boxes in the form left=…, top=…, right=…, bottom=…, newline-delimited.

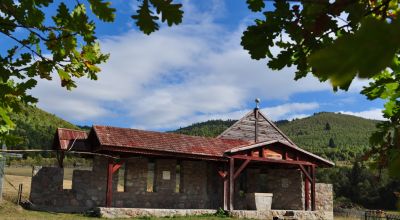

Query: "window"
left=146, top=160, right=156, bottom=192
left=63, top=168, right=72, bottom=189
left=117, top=163, right=126, bottom=192
left=175, top=162, right=181, bottom=193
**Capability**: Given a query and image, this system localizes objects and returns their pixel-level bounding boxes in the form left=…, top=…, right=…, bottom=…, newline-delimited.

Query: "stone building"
left=30, top=108, right=334, bottom=219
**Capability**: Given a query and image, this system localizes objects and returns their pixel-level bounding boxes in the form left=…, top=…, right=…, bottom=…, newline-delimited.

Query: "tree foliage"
left=241, top=0, right=400, bottom=177
left=317, top=163, right=400, bottom=210
left=0, top=0, right=183, bottom=144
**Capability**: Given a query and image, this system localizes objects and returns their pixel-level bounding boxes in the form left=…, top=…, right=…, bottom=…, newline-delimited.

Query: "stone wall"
left=30, top=157, right=222, bottom=211
left=234, top=168, right=304, bottom=210
left=29, top=156, right=332, bottom=215
left=113, top=159, right=219, bottom=209
left=30, top=157, right=114, bottom=211
left=316, top=183, right=333, bottom=212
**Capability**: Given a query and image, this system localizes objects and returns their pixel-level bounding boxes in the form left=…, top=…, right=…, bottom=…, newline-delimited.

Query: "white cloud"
left=338, top=109, right=385, bottom=121
left=261, top=102, right=319, bottom=120
left=30, top=1, right=339, bottom=130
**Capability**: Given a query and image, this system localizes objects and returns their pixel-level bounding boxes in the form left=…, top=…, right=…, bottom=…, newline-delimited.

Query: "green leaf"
left=0, top=107, right=15, bottom=129
left=268, top=49, right=293, bottom=70
left=52, top=3, right=70, bottom=26
left=246, top=0, right=265, bottom=12
left=132, top=0, right=159, bottom=35
left=241, top=22, right=272, bottom=60
left=150, top=0, right=183, bottom=26
left=57, top=68, right=70, bottom=81
left=88, top=0, right=116, bottom=22
left=309, top=18, right=400, bottom=90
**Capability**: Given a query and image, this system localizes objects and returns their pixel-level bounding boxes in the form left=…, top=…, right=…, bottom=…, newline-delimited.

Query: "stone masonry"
left=30, top=156, right=333, bottom=217
left=235, top=168, right=304, bottom=210
left=315, top=183, right=333, bottom=212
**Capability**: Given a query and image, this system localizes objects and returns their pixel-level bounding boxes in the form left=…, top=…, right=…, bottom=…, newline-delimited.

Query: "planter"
left=245, top=193, right=273, bottom=211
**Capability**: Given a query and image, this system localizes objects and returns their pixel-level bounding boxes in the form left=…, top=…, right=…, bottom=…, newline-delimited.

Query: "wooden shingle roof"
left=54, top=128, right=89, bottom=151
left=92, top=125, right=250, bottom=159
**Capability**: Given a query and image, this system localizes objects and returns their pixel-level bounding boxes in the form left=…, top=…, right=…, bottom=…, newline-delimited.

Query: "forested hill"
left=173, top=112, right=380, bottom=161
left=8, top=105, right=379, bottom=162
left=9, top=105, right=79, bottom=149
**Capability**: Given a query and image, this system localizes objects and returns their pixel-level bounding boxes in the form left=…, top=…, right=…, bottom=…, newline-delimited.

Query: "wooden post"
left=106, top=159, right=113, bottom=207
left=223, top=177, right=228, bottom=210
left=305, top=166, right=310, bottom=211
left=229, top=157, right=234, bottom=211
left=254, top=108, right=259, bottom=143
left=311, top=165, right=316, bottom=211
left=17, top=184, right=23, bottom=206
left=57, top=151, right=65, bottom=168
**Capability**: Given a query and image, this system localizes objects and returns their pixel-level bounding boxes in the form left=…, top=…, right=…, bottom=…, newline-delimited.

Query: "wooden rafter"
left=299, top=164, right=312, bottom=181
left=233, top=159, right=250, bottom=180
left=232, top=154, right=314, bottom=166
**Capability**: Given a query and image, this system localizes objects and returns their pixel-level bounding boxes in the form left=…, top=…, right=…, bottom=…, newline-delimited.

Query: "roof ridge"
left=217, top=111, right=254, bottom=138
left=93, top=125, right=241, bottom=141
left=57, top=127, right=87, bottom=133
left=257, top=110, right=297, bottom=146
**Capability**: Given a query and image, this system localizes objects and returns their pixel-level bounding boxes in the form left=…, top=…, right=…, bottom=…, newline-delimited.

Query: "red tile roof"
left=55, top=128, right=88, bottom=150
left=92, top=125, right=249, bottom=158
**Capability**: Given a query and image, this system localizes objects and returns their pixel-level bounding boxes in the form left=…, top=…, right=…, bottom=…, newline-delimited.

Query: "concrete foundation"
left=94, top=208, right=333, bottom=220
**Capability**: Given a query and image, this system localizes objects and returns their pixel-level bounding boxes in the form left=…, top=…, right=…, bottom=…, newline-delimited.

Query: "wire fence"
left=334, top=208, right=400, bottom=220
left=365, top=210, right=400, bottom=220
left=0, top=155, right=5, bottom=201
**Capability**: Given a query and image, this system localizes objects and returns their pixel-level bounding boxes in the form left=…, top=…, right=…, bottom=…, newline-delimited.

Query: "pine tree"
left=329, top=138, right=336, bottom=148
left=325, top=122, right=331, bottom=131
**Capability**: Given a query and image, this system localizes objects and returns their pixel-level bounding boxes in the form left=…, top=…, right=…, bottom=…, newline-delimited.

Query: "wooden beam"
left=218, top=170, right=227, bottom=179
left=299, top=164, right=312, bottom=182
left=311, top=165, right=316, bottom=211
left=223, top=177, right=228, bottom=210
left=234, top=159, right=250, bottom=180
left=57, top=151, right=65, bottom=168
left=106, top=159, right=113, bottom=207
left=229, top=157, right=234, bottom=211
left=112, top=162, right=123, bottom=173
left=232, top=155, right=314, bottom=166
left=305, top=167, right=310, bottom=211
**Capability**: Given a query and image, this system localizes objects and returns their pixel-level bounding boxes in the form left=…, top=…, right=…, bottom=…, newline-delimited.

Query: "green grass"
left=0, top=200, right=241, bottom=220
left=0, top=200, right=93, bottom=220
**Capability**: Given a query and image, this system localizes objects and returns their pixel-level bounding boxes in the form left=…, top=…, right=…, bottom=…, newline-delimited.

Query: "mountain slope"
left=9, top=105, right=80, bottom=149
left=278, top=112, right=379, bottom=161
left=174, top=112, right=379, bottom=161
left=173, top=120, right=236, bottom=137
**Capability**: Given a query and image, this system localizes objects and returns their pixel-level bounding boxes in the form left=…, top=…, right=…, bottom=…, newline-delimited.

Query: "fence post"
left=17, top=183, right=23, bottom=205
left=0, top=143, right=6, bottom=202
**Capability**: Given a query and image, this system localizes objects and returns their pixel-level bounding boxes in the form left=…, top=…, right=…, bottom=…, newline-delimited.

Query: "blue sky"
left=28, top=0, right=384, bottom=130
